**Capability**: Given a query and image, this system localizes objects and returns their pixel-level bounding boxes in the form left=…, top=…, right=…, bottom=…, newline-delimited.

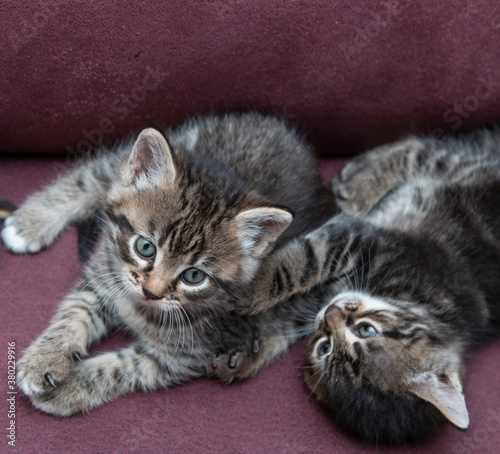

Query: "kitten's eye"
left=181, top=268, right=206, bottom=285
left=316, top=339, right=332, bottom=358
left=135, top=237, right=156, bottom=258
left=357, top=324, right=378, bottom=338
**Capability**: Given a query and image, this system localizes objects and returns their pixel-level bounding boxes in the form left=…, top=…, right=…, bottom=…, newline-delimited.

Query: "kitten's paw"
left=29, top=368, right=94, bottom=416
left=17, top=342, right=86, bottom=397
left=2, top=216, right=43, bottom=253
left=209, top=339, right=261, bottom=384
left=330, top=159, right=376, bottom=213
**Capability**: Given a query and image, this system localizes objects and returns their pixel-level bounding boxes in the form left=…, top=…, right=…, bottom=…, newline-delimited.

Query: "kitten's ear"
left=122, top=128, right=176, bottom=187
left=234, top=206, right=293, bottom=257
left=408, top=371, right=469, bottom=429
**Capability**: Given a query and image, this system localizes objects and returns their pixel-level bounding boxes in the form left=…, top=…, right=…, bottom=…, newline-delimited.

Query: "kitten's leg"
left=210, top=332, right=293, bottom=384
left=331, top=137, right=427, bottom=213
left=209, top=298, right=311, bottom=383
left=17, top=258, right=119, bottom=397
left=236, top=214, right=368, bottom=315
left=332, top=132, right=500, bottom=213
left=2, top=152, right=122, bottom=253
left=28, top=341, right=199, bottom=416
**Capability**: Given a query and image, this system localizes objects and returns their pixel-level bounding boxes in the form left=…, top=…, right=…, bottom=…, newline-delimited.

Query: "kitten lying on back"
left=2, top=112, right=335, bottom=416
left=214, top=128, right=500, bottom=444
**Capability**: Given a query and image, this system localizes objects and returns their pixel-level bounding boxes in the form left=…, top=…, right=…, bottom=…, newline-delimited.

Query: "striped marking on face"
left=106, top=207, right=134, bottom=234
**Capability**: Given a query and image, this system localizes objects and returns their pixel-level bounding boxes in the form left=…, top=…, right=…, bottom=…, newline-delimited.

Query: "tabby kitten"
left=2, top=112, right=335, bottom=416
left=223, top=129, right=500, bottom=444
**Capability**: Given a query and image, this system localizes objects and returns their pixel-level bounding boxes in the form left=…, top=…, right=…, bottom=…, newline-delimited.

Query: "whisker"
left=364, top=246, right=373, bottom=292
left=305, top=369, right=325, bottom=399
left=307, top=371, right=325, bottom=400
left=179, top=305, right=195, bottom=358
left=170, top=308, right=182, bottom=359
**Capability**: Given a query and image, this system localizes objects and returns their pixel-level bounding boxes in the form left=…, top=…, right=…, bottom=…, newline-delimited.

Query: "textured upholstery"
left=1, top=1, right=499, bottom=156
left=1, top=1, right=500, bottom=452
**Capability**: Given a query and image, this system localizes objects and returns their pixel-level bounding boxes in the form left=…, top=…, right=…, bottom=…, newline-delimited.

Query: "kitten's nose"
left=324, top=304, right=345, bottom=326
left=142, top=287, right=162, bottom=300
left=325, top=304, right=338, bottom=315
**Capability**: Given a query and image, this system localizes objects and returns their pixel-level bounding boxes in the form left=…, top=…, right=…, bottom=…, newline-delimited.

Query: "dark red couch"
left=1, top=2, right=500, bottom=452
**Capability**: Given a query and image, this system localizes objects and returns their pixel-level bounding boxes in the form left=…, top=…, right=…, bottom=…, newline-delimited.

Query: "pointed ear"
left=121, top=128, right=176, bottom=187
left=408, top=372, right=469, bottom=429
left=234, top=206, right=293, bottom=257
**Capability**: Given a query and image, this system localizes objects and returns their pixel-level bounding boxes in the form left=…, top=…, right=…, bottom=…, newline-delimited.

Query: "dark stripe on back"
left=272, top=269, right=284, bottom=298
left=300, top=238, right=318, bottom=286
left=281, top=265, right=292, bottom=290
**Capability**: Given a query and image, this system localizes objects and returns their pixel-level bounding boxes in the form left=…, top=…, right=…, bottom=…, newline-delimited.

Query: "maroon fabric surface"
left=1, top=155, right=499, bottom=453
left=1, top=1, right=500, bottom=156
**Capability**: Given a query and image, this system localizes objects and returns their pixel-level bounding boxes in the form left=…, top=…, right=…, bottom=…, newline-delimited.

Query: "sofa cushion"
left=1, top=1, right=500, bottom=155
left=1, top=155, right=499, bottom=453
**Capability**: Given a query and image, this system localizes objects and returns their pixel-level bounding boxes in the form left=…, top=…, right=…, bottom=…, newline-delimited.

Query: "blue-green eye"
left=135, top=237, right=156, bottom=258
left=316, top=339, right=332, bottom=358
left=181, top=268, right=206, bottom=285
left=358, top=324, right=378, bottom=338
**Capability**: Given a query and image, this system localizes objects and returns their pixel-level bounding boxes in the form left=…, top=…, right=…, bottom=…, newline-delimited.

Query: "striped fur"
left=3, top=112, right=336, bottom=416
left=238, top=128, right=500, bottom=444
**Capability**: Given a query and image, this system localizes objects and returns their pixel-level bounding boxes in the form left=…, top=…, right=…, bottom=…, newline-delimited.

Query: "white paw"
left=19, top=378, right=43, bottom=397
left=1, top=217, right=41, bottom=253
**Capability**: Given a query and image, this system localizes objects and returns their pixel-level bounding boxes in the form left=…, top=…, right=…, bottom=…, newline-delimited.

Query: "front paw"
left=17, top=341, right=86, bottom=397
left=29, top=370, right=92, bottom=416
left=330, top=163, right=369, bottom=212
left=2, top=215, right=43, bottom=253
left=209, top=339, right=261, bottom=384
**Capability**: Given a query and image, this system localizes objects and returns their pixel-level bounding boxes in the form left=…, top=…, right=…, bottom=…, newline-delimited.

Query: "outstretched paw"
left=2, top=214, right=44, bottom=253
left=29, top=365, right=94, bottom=416
left=17, top=341, right=87, bottom=397
left=209, top=339, right=262, bottom=384
left=330, top=157, right=378, bottom=213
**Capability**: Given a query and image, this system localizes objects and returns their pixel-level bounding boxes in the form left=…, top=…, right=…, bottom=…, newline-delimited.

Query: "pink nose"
left=325, top=304, right=338, bottom=315
left=143, top=287, right=162, bottom=300
left=324, top=303, right=344, bottom=327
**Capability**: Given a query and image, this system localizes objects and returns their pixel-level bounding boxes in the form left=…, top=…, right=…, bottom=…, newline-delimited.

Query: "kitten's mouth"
left=136, top=295, right=180, bottom=310
left=136, top=295, right=162, bottom=307
left=124, top=279, right=179, bottom=309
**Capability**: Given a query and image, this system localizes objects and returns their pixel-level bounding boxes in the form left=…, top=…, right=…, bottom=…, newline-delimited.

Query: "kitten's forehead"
left=107, top=187, right=245, bottom=283
left=110, top=188, right=199, bottom=233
